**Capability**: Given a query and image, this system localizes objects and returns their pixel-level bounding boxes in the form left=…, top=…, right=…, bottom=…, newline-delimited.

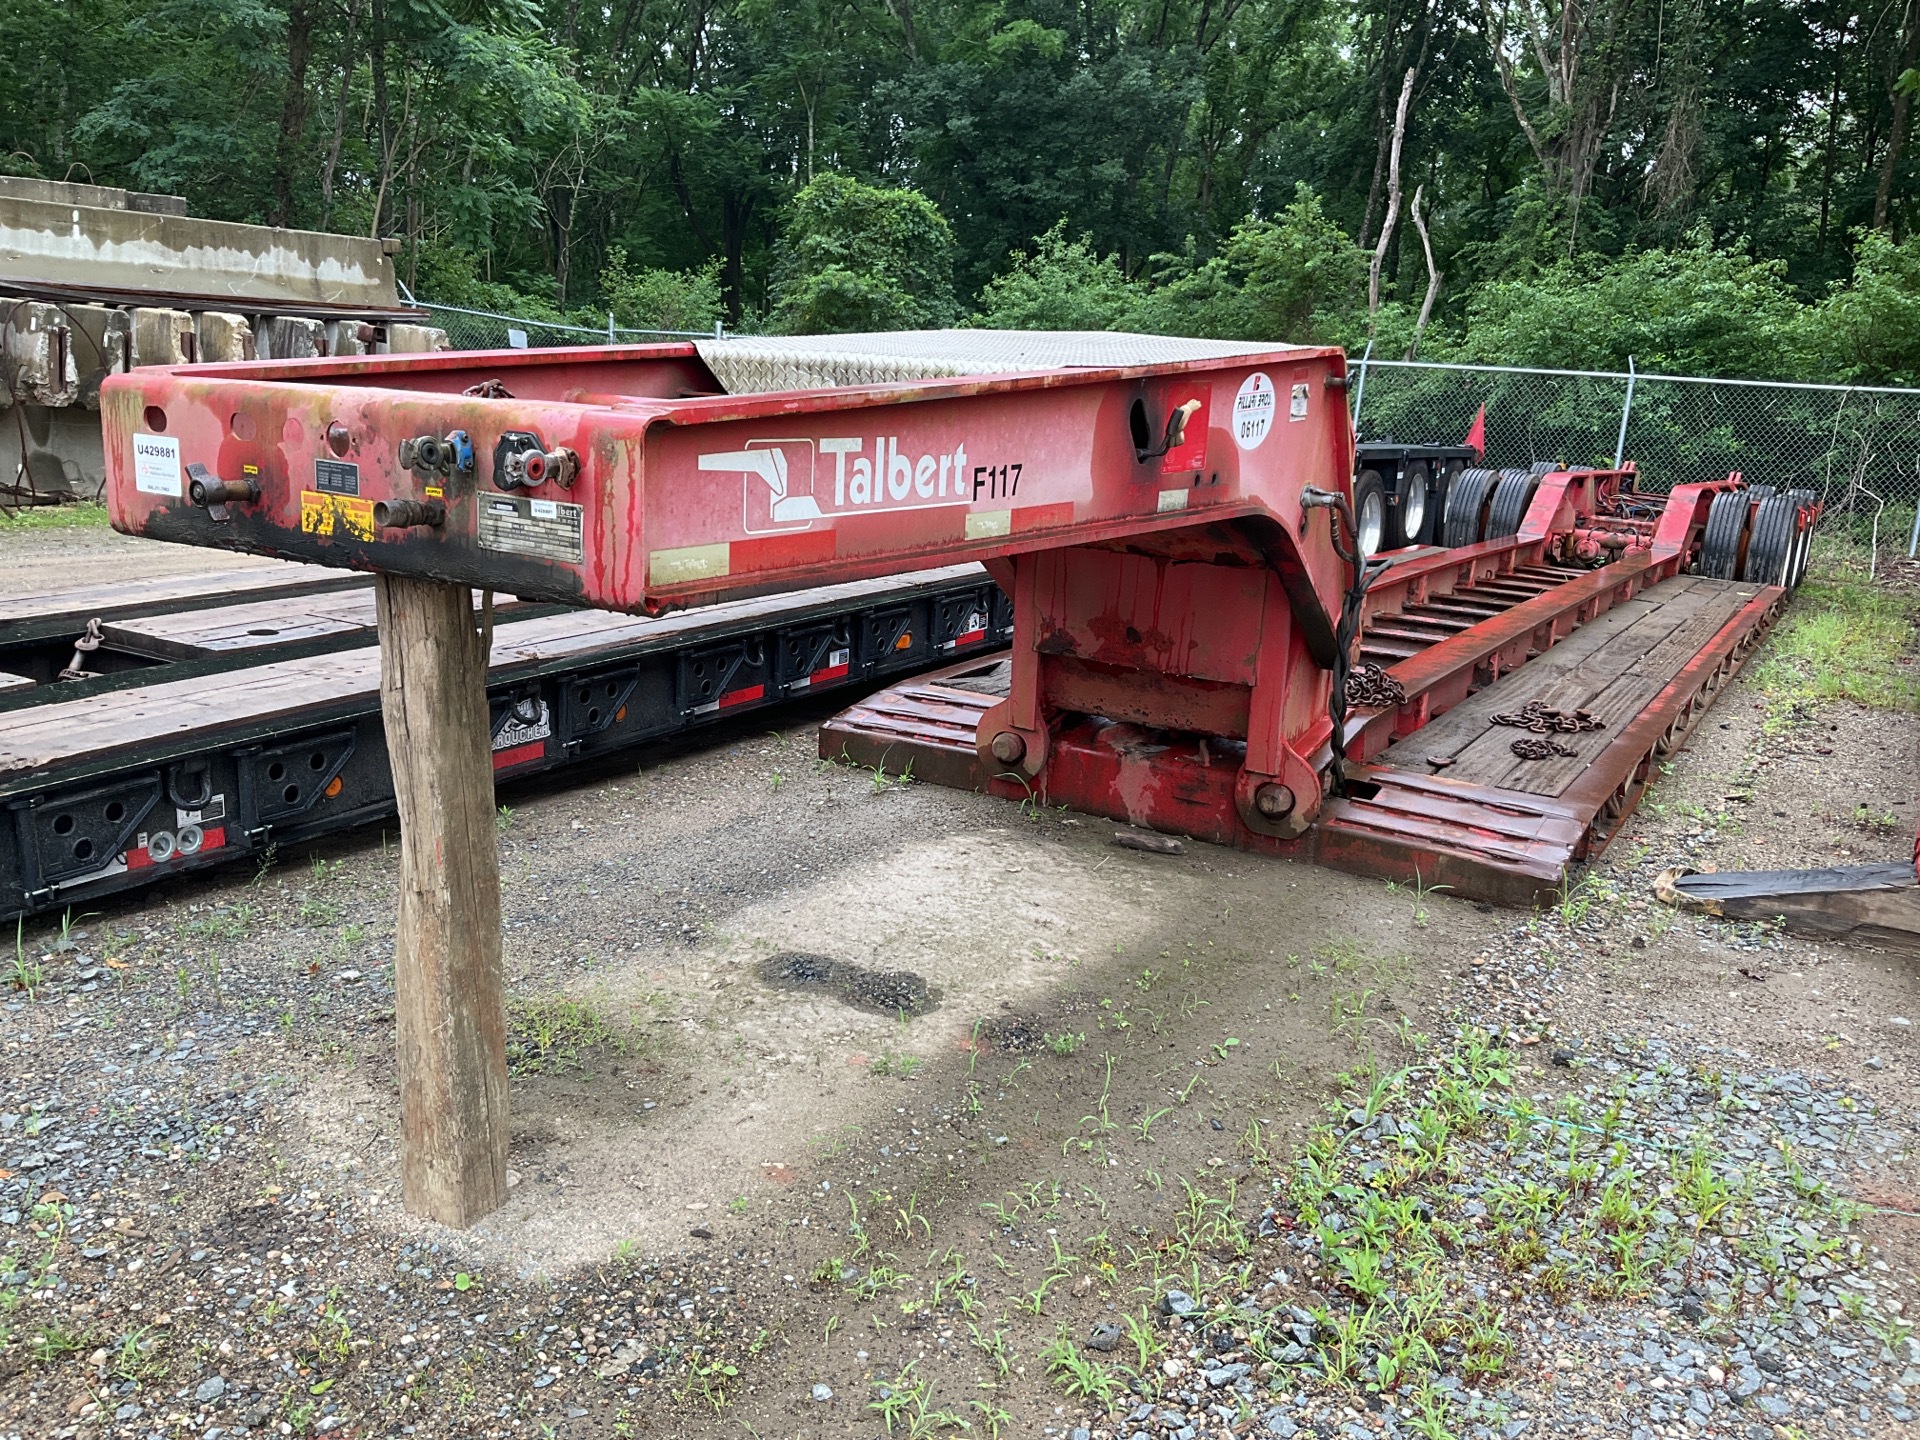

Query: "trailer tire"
left=1695, top=489, right=1750, bottom=579
left=1742, top=493, right=1797, bottom=586
left=1485, top=469, right=1540, bottom=539
left=1443, top=468, right=1499, bottom=548
left=1430, top=461, right=1461, bottom=544
left=1529, top=459, right=1559, bottom=477
left=1352, top=469, right=1390, bottom=558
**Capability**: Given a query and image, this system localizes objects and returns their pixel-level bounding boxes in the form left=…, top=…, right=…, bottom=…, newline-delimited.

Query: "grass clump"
left=1751, top=533, right=1919, bottom=713
left=1028, top=1029, right=1896, bottom=1435
left=1752, top=577, right=1918, bottom=711
left=0, top=500, right=110, bottom=532
left=505, top=993, right=627, bottom=1075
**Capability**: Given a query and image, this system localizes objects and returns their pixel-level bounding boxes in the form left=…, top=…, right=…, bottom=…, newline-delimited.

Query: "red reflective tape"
left=953, top=627, right=987, bottom=647
left=808, top=661, right=851, bottom=687
left=1012, top=502, right=1076, bottom=532
left=730, top=529, right=837, bottom=577
left=718, top=683, right=766, bottom=710
left=125, top=847, right=152, bottom=871
left=492, top=740, right=546, bottom=772
left=201, top=826, right=227, bottom=852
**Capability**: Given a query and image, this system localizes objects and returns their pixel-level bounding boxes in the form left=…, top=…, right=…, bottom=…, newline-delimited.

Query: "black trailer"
left=0, top=565, right=1009, bottom=920
left=1351, top=441, right=1480, bottom=558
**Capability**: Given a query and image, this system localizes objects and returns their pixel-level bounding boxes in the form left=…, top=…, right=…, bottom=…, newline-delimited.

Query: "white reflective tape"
left=649, top=542, right=731, bottom=585
left=965, top=510, right=1012, bottom=539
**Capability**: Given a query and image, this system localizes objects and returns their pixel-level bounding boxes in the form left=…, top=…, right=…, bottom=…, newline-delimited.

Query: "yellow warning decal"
left=300, top=490, right=376, bottom=542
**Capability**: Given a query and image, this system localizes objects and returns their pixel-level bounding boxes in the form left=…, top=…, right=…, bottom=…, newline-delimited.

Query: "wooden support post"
left=374, top=574, right=509, bottom=1226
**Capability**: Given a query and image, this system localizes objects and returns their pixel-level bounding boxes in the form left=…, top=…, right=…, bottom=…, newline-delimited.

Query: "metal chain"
left=1344, top=662, right=1406, bottom=708
left=1510, top=736, right=1578, bottom=760
left=1488, top=699, right=1606, bottom=734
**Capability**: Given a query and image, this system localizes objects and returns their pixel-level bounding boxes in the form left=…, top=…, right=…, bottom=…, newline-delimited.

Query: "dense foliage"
left=4, top=0, right=1917, bottom=379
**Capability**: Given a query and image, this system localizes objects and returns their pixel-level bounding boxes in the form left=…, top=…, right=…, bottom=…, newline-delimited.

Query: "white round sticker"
left=1233, top=372, right=1276, bottom=451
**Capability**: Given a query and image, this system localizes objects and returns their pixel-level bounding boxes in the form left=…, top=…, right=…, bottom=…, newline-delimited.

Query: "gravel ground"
left=1, top=560, right=1917, bottom=1440
left=0, top=518, right=287, bottom=596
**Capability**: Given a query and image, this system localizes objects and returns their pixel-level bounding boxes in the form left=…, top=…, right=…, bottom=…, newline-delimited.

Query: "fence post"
left=1613, top=356, right=1636, bottom=467
left=607, top=311, right=615, bottom=343
left=1350, top=340, right=1374, bottom=436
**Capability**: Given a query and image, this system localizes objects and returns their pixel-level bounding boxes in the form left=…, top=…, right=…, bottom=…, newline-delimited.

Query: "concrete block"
left=65, top=305, right=129, bottom=408
left=387, top=323, right=451, bottom=354
left=196, top=311, right=256, bottom=362
left=327, top=319, right=379, bottom=356
left=259, top=315, right=326, bottom=360
left=3, top=301, right=80, bottom=406
left=130, top=307, right=195, bottom=367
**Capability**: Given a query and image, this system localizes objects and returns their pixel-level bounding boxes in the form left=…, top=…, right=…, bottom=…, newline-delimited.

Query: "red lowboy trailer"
left=99, top=333, right=1812, bottom=903
left=96, top=330, right=1817, bottom=1222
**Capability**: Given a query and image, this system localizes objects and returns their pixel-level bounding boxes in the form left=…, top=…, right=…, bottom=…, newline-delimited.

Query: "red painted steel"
left=102, top=340, right=1360, bottom=836
left=99, top=339, right=1773, bottom=886
left=101, top=343, right=1351, bottom=613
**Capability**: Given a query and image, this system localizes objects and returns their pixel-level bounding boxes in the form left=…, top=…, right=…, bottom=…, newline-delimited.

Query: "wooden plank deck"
left=100, top=592, right=545, bottom=659
left=1378, top=575, right=1763, bottom=797
left=0, top=562, right=367, bottom=642
left=102, top=590, right=385, bottom=658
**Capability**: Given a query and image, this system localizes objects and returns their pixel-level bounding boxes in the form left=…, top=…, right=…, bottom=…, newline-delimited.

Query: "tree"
left=1810, top=231, right=1920, bottom=386
left=3, top=0, right=1917, bottom=358
left=1137, top=184, right=1371, bottom=345
left=601, top=249, right=725, bottom=332
left=1455, top=232, right=1807, bottom=376
left=973, top=223, right=1144, bottom=330
left=770, top=173, right=958, bottom=333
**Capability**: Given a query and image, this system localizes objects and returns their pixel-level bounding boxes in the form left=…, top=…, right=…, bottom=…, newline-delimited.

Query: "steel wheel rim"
left=1402, top=479, right=1427, bottom=539
left=1358, top=490, right=1385, bottom=556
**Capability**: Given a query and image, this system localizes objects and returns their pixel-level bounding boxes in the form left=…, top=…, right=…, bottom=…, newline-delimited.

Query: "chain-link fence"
left=415, top=298, right=728, bottom=352
left=1351, top=356, right=1920, bottom=546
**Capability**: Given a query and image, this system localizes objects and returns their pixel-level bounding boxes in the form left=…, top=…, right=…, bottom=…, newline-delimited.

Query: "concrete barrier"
left=0, top=179, right=433, bottom=499
left=259, top=315, right=327, bottom=360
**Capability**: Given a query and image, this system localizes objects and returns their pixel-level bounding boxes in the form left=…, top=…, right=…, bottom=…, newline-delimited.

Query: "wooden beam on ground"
left=374, top=575, right=509, bottom=1226
left=1663, top=863, right=1920, bottom=955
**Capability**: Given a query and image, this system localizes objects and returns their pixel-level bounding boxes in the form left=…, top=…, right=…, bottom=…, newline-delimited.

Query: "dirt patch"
left=757, top=950, right=939, bottom=1018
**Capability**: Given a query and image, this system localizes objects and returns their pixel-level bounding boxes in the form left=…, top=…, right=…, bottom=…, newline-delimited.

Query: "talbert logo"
left=701, top=436, right=973, bottom=534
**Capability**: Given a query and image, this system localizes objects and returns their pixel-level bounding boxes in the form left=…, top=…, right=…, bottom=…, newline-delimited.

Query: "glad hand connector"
left=493, top=430, right=579, bottom=490
left=398, top=430, right=475, bottom=479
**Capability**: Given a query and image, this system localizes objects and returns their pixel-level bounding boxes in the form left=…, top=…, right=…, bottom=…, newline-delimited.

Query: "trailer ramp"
left=826, top=573, right=1783, bottom=905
